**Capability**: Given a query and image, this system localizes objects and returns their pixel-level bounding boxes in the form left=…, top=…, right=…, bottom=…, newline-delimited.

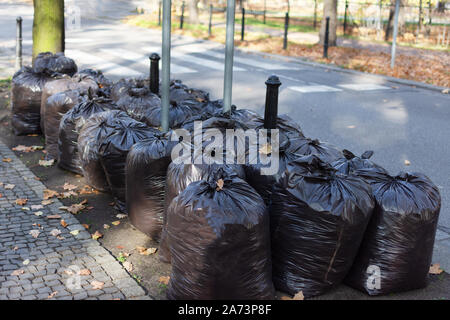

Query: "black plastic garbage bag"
left=331, top=149, right=387, bottom=175
left=110, top=78, right=150, bottom=102
left=116, top=87, right=161, bottom=125
left=77, top=110, right=130, bottom=192
left=143, top=101, right=200, bottom=129
left=41, top=73, right=99, bottom=133
left=244, top=134, right=307, bottom=205
left=11, top=66, right=57, bottom=135
left=77, top=68, right=112, bottom=89
left=44, top=89, right=83, bottom=159
left=271, top=155, right=375, bottom=298
left=166, top=168, right=274, bottom=300
left=253, top=114, right=305, bottom=139
left=98, top=118, right=159, bottom=212
left=33, top=52, right=78, bottom=76
left=203, top=103, right=263, bottom=129
left=291, top=137, right=343, bottom=163
left=126, top=132, right=175, bottom=240
left=58, top=90, right=117, bottom=174
left=169, top=82, right=209, bottom=109
left=345, top=169, right=441, bottom=296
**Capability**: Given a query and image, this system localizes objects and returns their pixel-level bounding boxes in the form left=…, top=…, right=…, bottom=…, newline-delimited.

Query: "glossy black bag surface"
left=331, top=149, right=387, bottom=175
left=58, top=91, right=117, bottom=174
left=11, top=66, right=56, bottom=135
left=33, top=52, right=78, bottom=76
left=126, top=132, right=175, bottom=240
left=345, top=169, right=441, bottom=295
left=166, top=169, right=274, bottom=300
left=270, top=155, right=375, bottom=298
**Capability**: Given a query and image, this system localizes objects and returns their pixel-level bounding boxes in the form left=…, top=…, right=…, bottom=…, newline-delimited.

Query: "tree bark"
left=319, top=0, right=337, bottom=46
left=187, top=0, right=199, bottom=24
left=32, top=0, right=65, bottom=60
left=385, top=0, right=405, bottom=41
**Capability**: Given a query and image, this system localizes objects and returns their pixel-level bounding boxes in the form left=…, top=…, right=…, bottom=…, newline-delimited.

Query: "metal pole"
left=158, top=0, right=162, bottom=26
left=208, top=4, right=213, bottom=36
left=161, top=0, right=171, bottom=132
left=323, top=16, right=330, bottom=58
left=149, top=53, right=160, bottom=94
left=263, top=75, right=282, bottom=130
left=428, top=0, right=432, bottom=25
left=263, top=0, right=266, bottom=24
left=377, top=0, right=382, bottom=39
left=344, top=0, right=348, bottom=35
left=390, top=0, right=400, bottom=68
left=241, top=7, right=245, bottom=41
left=16, top=16, right=22, bottom=71
left=283, top=12, right=289, bottom=50
left=180, top=1, right=185, bottom=29
left=418, top=0, right=423, bottom=34
left=223, top=0, right=236, bottom=113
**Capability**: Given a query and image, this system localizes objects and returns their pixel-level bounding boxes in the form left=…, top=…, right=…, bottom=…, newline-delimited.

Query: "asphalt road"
left=1, top=0, right=449, bottom=269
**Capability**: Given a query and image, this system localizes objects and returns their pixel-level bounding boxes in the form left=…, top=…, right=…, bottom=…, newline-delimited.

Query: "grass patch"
left=236, top=16, right=316, bottom=33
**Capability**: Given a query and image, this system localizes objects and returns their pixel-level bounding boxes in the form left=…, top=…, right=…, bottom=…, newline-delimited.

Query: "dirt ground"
left=1, top=79, right=449, bottom=300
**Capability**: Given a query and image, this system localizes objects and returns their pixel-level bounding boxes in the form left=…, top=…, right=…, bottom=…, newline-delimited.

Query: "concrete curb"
left=236, top=47, right=450, bottom=93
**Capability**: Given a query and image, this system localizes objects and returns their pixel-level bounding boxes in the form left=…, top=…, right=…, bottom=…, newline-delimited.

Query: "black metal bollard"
left=263, top=75, right=282, bottom=130
left=241, top=7, right=245, bottom=41
left=208, top=4, right=213, bottom=37
left=149, top=53, right=160, bottom=94
left=180, top=1, right=185, bottom=29
left=283, top=12, right=289, bottom=50
left=16, top=16, right=22, bottom=70
left=158, top=0, right=162, bottom=26
left=323, top=16, right=330, bottom=58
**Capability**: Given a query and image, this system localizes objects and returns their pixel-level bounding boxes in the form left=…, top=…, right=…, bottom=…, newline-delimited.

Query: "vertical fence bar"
left=223, top=0, right=236, bottom=113
left=377, top=0, right=382, bottom=39
left=390, top=0, right=400, bottom=68
left=208, top=4, right=213, bottom=36
left=418, top=0, right=423, bottom=35
left=241, top=7, right=245, bottom=41
left=263, top=75, right=282, bottom=130
left=283, top=12, right=289, bottom=50
left=343, top=0, right=348, bottom=35
left=15, top=16, right=22, bottom=71
left=158, top=0, right=162, bottom=26
left=149, top=53, right=160, bottom=94
left=323, top=16, right=330, bottom=58
left=428, top=0, right=432, bottom=25
left=180, top=1, right=185, bottom=29
left=263, top=0, right=266, bottom=24
left=161, top=0, right=171, bottom=132
left=314, top=0, right=318, bottom=29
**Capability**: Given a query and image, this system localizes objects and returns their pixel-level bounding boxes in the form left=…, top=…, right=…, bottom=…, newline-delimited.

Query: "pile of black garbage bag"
left=10, top=53, right=442, bottom=300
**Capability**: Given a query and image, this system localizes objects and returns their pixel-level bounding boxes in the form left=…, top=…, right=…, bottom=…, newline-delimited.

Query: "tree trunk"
left=319, top=0, right=337, bottom=46
left=385, top=0, right=405, bottom=41
left=32, top=0, right=65, bottom=60
left=187, top=0, right=199, bottom=24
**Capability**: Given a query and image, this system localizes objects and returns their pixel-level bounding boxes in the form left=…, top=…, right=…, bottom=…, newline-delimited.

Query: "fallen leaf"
left=27, top=134, right=38, bottom=137
left=23, top=259, right=30, bottom=265
left=442, top=88, right=449, bottom=94
left=15, top=198, right=28, bottom=206
left=293, top=291, right=305, bottom=300
left=92, top=231, right=103, bottom=240
left=60, top=220, right=68, bottom=228
left=47, top=291, right=57, bottom=299
left=41, top=199, right=53, bottom=205
left=43, top=189, right=59, bottom=200
left=70, top=230, right=80, bottom=236
left=11, top=269, right=25, bottom=276
left=22, top=207, right=30, bottom=211
left=63, top=201, right=86, bottom=214
left=116, top=214, right=127, bottom=219
left=12, top=145, right=33, bottom=152
left=47, top=214, right=61, bottom=219
left=34, top=211, right=43, bottom=217
left=136, top=246, right=157, bottom=255
left=29, top=230, right=40, bottom=239
left=64, top=269, right=74, bottom=276
left=103, top=224, right=110, bottom=229
left=123, top=261, right=133, bottom=272
left=39, top=159, right=55, bottom=167
left=50, top=229, right=62, bottom=237
left=404, top=159, right=411, bottom=166
left=4, top=184, right=15, bottom=190
left=31, top=204, right=44, bottom=210
left=63, top=182, right=78, bottom=191
left=116, top=245, right=124, bottom=249
left=158, top=276, right=170, bottom=285
left=79, top=269, right=91, bottom=276
left=111, top=221, right=120, bottom=226
left=216, top=178, right=224, bottom=191
left=58, top=191, right=78, bottom=199
left=429, top=263, right=444, bottom=275
left=82, top=224, right=90, bottom=229
left=2, top=158, right=12, bottom=163
left=91, top=280, right=104, bottom=290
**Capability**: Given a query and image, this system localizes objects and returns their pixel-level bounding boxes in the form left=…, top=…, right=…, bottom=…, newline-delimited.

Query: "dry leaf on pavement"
left=79, top=269, right=91, bottom=276
left=47, top=214, right=61, bottom=219
left=123, top=261, right=133, bottom=272
left=47, top=291, right=58, bottom=299
left=63, top=182, right=78, bottom=191
left=92, top=231, right=103, bottom=240
left=293, top=291, right=305, bottom=300
left=136, top=246, right=157, bottom=255
left=11, top=269, right=25, bottom=276
left=429, top=263, right=444, bottom=275
left=39, top=159, right=55, bottom=167
left=158, top=276, right=170, bottom=285
left=70, top=230, right=80, bottom=236
left=2, top=158, right=12, bottom=162
left=60, top=220, right=68, bottom=228
left=29, top=230, right=40, bottom=239
left=116, top=214, right=127, bottom=219
left=15, top=198, right=28, bottom=206
left=41, top=199, right=54, bottom=205
left=91, top=280, right=104, bottom=290
left=111, top=221, right=120, bottom=226
left=50, top=229, right=62, bottom=237
left=31, top=204, right=44, bottom=210
left=4, top=184, right=15, bottom=190
left=43, top=189, right=59, bottom=200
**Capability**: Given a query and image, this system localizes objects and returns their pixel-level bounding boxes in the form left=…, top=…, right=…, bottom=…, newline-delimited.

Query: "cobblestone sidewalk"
left=0, top=141, right=150, bottom=300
